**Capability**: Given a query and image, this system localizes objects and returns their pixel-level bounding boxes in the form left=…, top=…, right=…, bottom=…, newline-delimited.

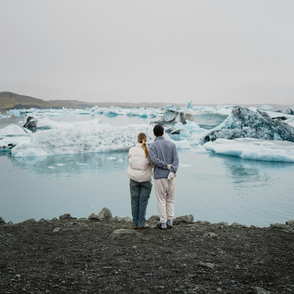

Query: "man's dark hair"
left=153, top=124, right=164, bottom=137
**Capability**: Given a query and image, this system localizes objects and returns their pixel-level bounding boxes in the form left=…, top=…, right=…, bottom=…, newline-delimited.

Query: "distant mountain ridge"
left=0, top=91, right=292, bottom=111
left=0, top=91, right=177, bottom=110
left=0, top=92, right=99, bottom=110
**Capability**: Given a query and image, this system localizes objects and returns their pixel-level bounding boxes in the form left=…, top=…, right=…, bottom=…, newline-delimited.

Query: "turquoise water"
left=1, top=114, right=294, bottom=227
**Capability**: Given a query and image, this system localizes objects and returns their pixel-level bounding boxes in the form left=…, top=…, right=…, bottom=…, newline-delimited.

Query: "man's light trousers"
left=154, top=178, right=176, bottom=224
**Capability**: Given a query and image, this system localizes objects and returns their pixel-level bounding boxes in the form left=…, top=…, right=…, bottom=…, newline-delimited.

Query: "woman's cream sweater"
left=127, top=143, right=153, bottom=182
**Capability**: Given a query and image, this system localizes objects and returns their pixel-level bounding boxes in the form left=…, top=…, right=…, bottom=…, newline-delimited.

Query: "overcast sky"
left=1, top=0, right=294, bottom=105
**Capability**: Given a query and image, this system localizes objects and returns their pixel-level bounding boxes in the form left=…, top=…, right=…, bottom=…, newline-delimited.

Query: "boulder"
left=53, top=227, right=62, bottom=233
left=113, top=216, right=122, bottom=222
left=59, top=213, right=76, bottom=221
left=230, top=222, right=247, bottom=229
left=0, top=217, right=5, bottom=225
left=195, top=220, right=211, bottom=225
left=173, top=214, right=194, bottom=225
left=147, top=215, right=160, bottom=223
left=215, top=221, right=228, bottom=227
left=97, top=207, right=112, bottom=221
left=88, top=213, right=99, bottom=221
left=286, top=220, right=294, bottom=228
left=250, top=225, right=260, bottom=229
left=121, top=217, right=132, bottom=223
left=270, top=223, right=293, bottom=231
left=38, top=218, right=50, bottom=223
left=21, top=218, right=36, bottom=224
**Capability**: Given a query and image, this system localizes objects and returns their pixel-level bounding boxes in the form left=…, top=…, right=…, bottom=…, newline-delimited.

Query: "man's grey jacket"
left=149, top=136, right=179, bottom=179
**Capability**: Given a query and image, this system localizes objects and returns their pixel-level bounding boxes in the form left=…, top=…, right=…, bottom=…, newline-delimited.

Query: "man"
left=149, top=124, right=179, bottom=230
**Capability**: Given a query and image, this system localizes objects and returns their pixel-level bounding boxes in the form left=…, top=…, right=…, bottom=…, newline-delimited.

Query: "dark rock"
left=230, top=222, right=247, bottom=228
left=113, top=216, right=122, bottom=222
left=121, top=217, right=132, bottom=223
left=21, top=218, right=36, bottom=224
left=59, top=213, right=75, bottom=220
left=173, top=214, right=194, bottom=224
left=270, top=223, right=293, bottom=231
left=286, top=220, right=294, bottom=228
left=98, top=207, right=112, bottom=220
left=147, top=215, right=160, bottom=223
left=0, top=217, right=5, bottom=225
left=88, top=213, right=99, bottom=221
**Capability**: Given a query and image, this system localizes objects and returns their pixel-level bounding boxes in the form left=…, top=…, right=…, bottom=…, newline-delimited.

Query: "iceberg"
left=204, top=138, right=294, bottom=163
left=152, top=106, right=230, bottom=129
left=11, top=124, right=155, bottom=157
left=0, top=137, right=31, bottom=152
left=0, top=124, right=32, bottom=136
left=199, top=106, right=294, bottom=145
left=23, top=116, right=102, bottom=130
left=282, top=106, right=294, bottom=115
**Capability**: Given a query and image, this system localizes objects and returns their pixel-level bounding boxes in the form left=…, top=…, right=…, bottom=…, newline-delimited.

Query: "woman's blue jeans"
left=129, top=179, right=152, bottom=227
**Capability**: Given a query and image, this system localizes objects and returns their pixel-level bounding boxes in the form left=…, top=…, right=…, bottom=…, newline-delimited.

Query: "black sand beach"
left=1, top=210, right=294, bottom=294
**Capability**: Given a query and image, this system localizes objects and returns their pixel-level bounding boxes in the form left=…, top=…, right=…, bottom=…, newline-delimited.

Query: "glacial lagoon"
left=1, top=108, right=294, bottom=227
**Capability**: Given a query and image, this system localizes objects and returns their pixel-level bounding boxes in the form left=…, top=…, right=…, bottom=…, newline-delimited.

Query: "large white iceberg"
left=199, top=106, right=294, bottom=145
left=11, top=124, right=154, bottom=157
left=204, top=138, right=294, bottom=163
left=23, top=116, right=102, bottom=130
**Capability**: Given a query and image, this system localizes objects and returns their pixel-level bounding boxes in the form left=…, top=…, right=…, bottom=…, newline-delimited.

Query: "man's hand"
left=167, top=172, right=174, bottom=180
left=167, top=164, right=172, bottom=170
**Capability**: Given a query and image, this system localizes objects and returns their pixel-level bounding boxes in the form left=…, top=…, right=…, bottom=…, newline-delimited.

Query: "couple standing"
left=127, top=124, right=179, bottom=230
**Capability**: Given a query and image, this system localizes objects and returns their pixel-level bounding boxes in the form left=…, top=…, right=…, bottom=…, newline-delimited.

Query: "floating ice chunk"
left=107, top=157, right=116, bottom=160
left=204, top=138, right=294, bottom=163
left=118, top=159, right=124, bottom=163
left=0, top=124, right=32, bottom=136
left=173, top=140, right=191, bottom=149
left=12, top=145, right=49, bottom=157
left=76, top=162, right=88, bottom=165
left=282, top=106, right=294, bottom=115
left=258, top=105, right=277, bottom=112
left=57, top=163, right=65, bottom=166
left=0, top=137, right=31, bottom=152
left=48, top=166, right=55, bottom=169
left=190, top=145, right=209, bottom=153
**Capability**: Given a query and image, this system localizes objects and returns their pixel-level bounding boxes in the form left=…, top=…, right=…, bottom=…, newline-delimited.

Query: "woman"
left=127, top=133, right=153, bottom=229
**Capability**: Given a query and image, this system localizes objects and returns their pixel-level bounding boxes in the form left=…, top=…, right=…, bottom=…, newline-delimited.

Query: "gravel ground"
left=1, top=214, right=294, bottom=294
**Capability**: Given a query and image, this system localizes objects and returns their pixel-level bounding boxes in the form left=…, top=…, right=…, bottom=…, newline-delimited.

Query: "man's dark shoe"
left=167, top=223, right=173, bottom=229
left=157, top=223, right=167, bottom=230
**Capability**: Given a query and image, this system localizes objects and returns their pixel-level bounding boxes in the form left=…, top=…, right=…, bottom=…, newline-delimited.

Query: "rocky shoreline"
left=1, top=208, right=294, bottom=294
